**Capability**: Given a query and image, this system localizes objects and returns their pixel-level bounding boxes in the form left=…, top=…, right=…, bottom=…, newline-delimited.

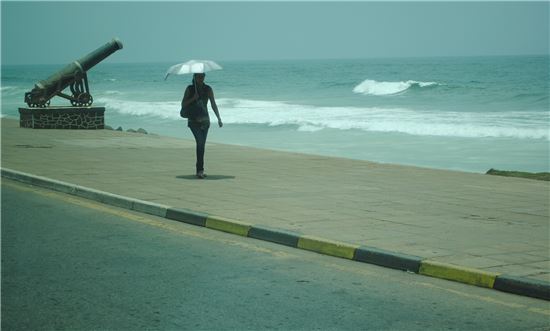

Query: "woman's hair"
left=192, top=73, right=206, bottom=85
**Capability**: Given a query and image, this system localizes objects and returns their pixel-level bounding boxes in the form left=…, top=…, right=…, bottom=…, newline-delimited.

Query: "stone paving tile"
left=462, top=246, right=517, bottom=256
left=484, top=264, right=543, bottom=277
left=526, top=250, right=550, bottom=258
left=382, top=245, right=458, bottom=259
left=486, top=252, right=549, bottom=265
left=525, top=261, right=550, bottom=271
left=484, top=266, right=550, bottom=283
left=428, top=254, right=509, bottom=269
left=529, top=273, right=550, bottom=283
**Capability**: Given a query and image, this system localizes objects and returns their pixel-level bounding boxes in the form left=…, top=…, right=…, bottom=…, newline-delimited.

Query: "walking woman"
left=181, top=73, right=223, bottom=179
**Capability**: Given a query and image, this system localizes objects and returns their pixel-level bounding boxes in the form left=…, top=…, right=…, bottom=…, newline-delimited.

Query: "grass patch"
left=486, top=169, right=550, bottom=181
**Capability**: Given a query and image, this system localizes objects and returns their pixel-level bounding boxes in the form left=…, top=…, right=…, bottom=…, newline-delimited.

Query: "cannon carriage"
left=24, top=38, right=123, bottom=108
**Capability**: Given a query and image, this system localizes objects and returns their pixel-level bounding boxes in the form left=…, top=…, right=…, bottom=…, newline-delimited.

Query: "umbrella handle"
left=193, top=82, right=203, bottom=105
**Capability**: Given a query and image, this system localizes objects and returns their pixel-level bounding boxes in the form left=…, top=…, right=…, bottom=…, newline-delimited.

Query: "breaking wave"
left=0, top=86, right=22, bottom=96
left=96, top=96, right=549, bottom=140
left=353, top=79, right=440, bottom=96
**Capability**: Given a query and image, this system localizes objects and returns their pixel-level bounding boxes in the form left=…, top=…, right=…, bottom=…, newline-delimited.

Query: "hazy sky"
left=1, top=1, right=548, bottom=65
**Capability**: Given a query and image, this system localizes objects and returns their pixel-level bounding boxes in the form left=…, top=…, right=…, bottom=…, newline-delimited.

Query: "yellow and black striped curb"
left=2, top=168, right=549, bottom=301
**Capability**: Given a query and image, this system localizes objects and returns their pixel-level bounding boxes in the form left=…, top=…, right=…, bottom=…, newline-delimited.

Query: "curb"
left=354, top=246, right=422, bottom=273
left=2, top=167, right=549, bottom=301
left=298, top=235, right=358, bottom=260
left=2, top=168, right=169, bottom=218
left=419, top=260, right=498, bottom=288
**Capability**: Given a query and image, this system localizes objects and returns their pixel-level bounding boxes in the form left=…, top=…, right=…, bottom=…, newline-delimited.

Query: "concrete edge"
left=73, top=185, right=133, bottom=210
left=419, top=260, right=499, bottom=288
left=1, top=168, right=169, bottom=220
left=297, top=235, right=358, bottom=260
left=354, top=246, right=422, bottom=273
left=131, top=199, right=168, bottom=218
left=165, top=207, right=207, bottom=227
left=248, top=225, right=301, bottom=248
left=2, top=168, right=75, bottom=194
left=206, top=215, right=251, bottom=237
left=2, top=167, right=549, bottom=301
left=494, top=275, right=550, bottom=301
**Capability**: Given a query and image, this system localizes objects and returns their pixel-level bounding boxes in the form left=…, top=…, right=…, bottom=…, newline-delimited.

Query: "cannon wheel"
left=27, top=100, right=50, bottom=108
left=79, top=93, right=93, bottom=107
left=25, top=94, right=50, bottom=108
left=71, top=93, right=93, bottom=107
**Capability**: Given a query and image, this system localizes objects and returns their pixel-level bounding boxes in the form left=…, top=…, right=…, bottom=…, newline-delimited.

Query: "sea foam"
left=97, top=96, right=549, bottom=140
left=96, top=97, right=180, bottom=119
left=0, top=86, right=21, bottom=96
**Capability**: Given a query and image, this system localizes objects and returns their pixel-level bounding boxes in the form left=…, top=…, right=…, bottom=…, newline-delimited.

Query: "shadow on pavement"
left=176, top=175, right=236, bottom=180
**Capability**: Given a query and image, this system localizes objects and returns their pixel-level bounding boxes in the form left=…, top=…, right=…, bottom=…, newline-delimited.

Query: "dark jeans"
left=189, top=125, right=209, bottom=172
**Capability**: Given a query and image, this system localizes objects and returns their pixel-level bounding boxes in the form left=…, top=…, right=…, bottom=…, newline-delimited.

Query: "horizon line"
left=2, top=53, right=549, bottom=67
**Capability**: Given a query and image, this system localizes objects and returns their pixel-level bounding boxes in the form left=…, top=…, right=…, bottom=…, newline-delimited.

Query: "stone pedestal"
left=18, top=107, right=105, bottom=129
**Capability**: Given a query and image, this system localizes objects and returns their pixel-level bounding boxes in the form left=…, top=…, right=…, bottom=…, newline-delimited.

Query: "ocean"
left=2, top=56, right=549, bottom=173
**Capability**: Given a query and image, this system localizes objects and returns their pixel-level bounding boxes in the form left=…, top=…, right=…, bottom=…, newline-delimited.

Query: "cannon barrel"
left=76, top=38, right=124, bottom=72
left=25, top=38, right=123, bottom=107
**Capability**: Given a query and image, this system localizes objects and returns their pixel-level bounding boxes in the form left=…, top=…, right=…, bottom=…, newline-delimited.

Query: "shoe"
left=196, top=171, right=206, bottom=179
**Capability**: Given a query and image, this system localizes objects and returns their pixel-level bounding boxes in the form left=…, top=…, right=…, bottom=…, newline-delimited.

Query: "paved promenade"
left=2, top=119, right=549, bottom=290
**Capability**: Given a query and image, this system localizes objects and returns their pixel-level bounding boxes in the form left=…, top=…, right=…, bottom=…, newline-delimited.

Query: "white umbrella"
left=164, top=60, right=222, bottom=80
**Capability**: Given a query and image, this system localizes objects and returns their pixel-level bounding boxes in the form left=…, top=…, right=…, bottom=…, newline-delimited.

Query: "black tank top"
left=187, top=83, right=210, bottom=107
left=186, top=83, right=211, bottom=127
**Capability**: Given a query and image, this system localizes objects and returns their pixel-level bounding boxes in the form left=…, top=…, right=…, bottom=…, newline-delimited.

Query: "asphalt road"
left=2, top=179, right=549, bottom=331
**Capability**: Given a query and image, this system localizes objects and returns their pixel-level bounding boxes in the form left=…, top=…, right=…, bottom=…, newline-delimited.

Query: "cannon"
left=24, top=38, right=123, bottom=108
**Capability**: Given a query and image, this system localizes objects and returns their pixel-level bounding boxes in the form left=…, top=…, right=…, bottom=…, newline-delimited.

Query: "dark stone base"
left=18, top=107, right=105, bottom=129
